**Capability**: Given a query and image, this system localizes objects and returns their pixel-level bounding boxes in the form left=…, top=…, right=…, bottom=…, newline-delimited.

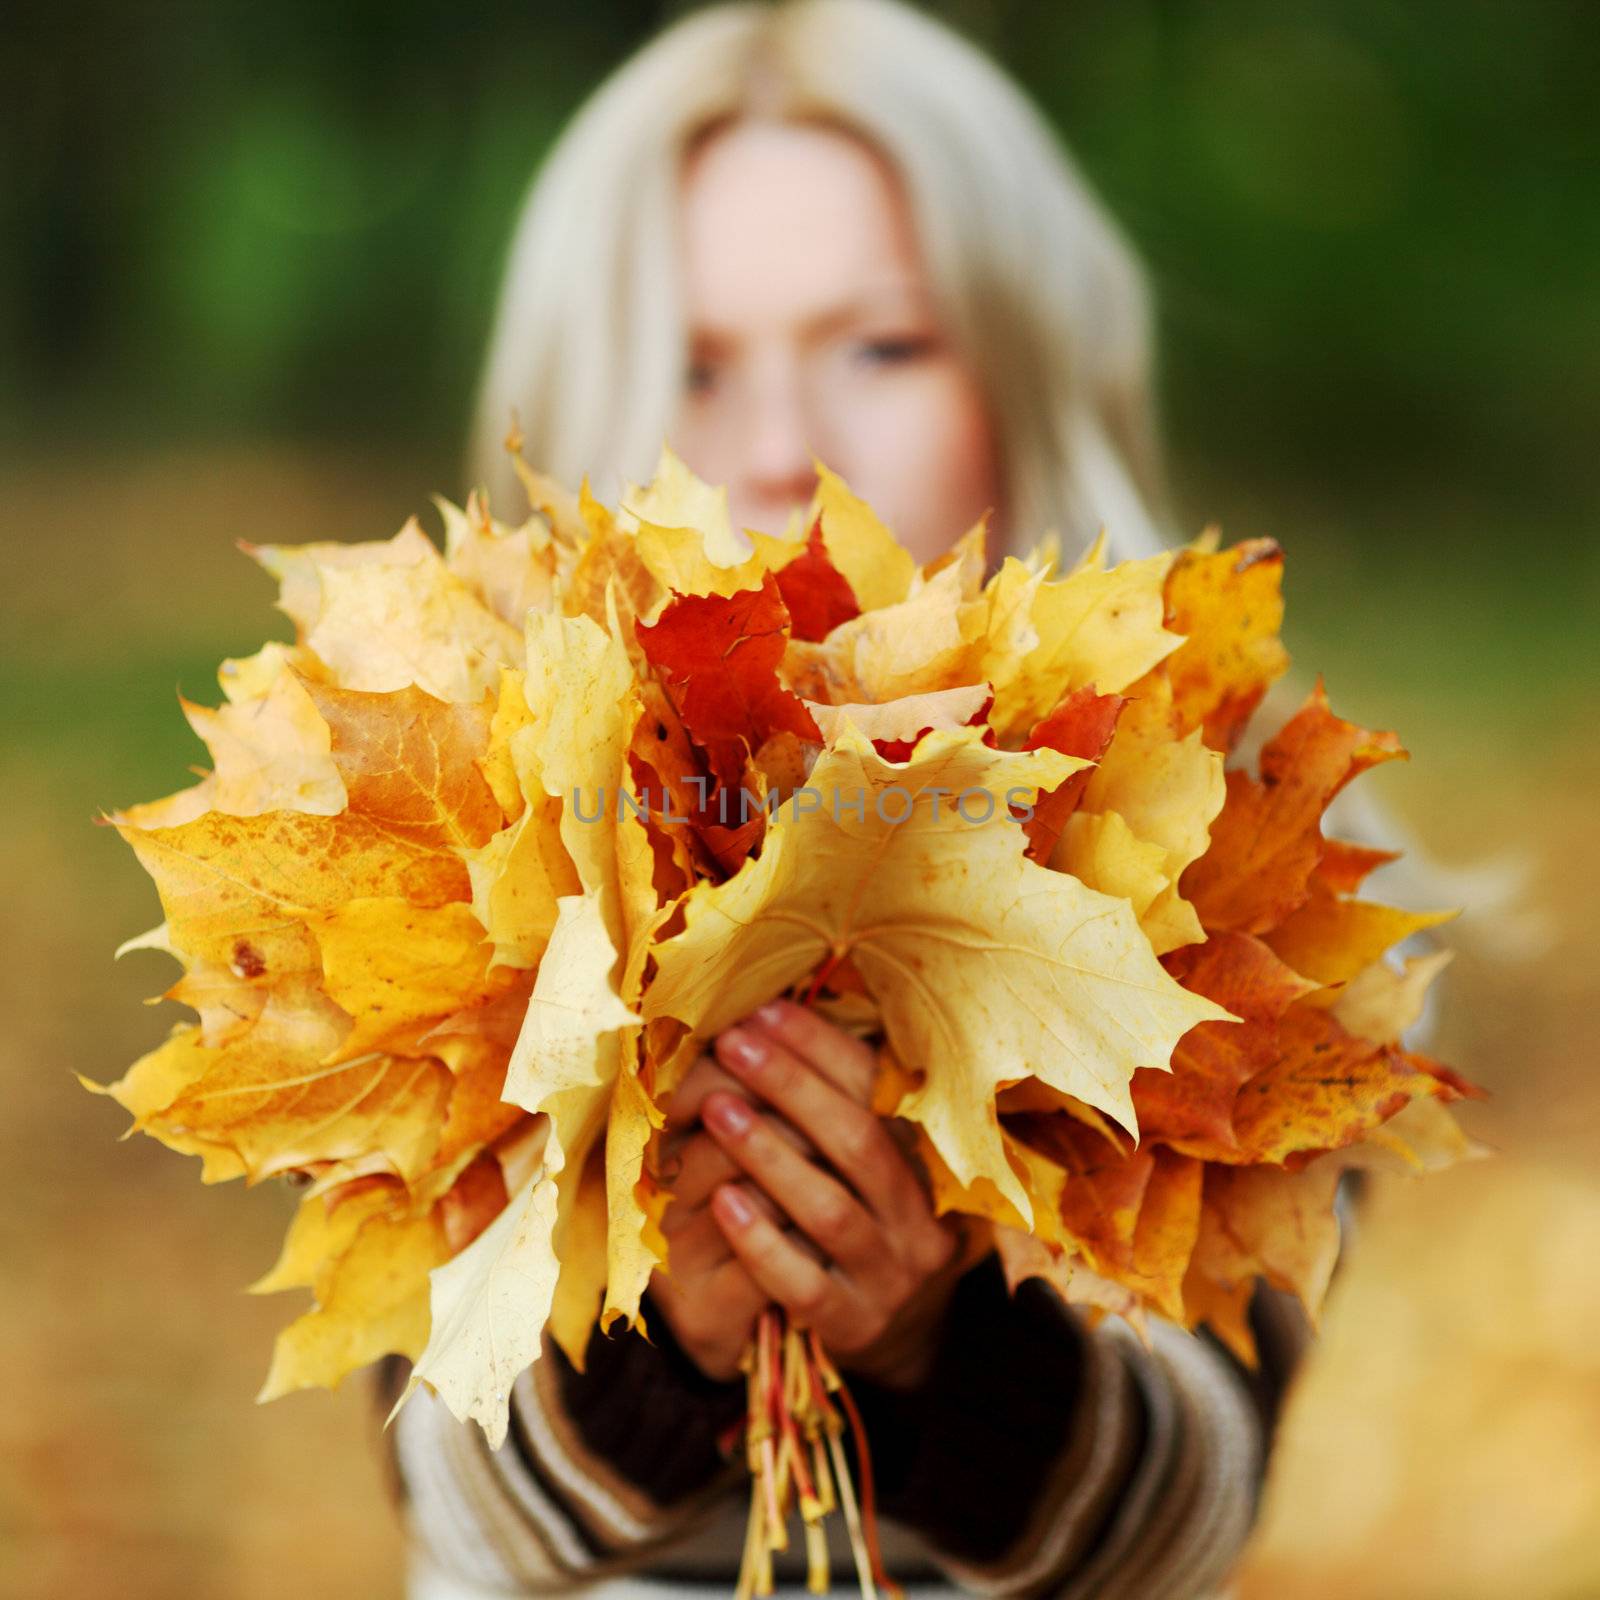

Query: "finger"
left=659, top=1195, right=742, bottom=1274
left=664, top=1130, right=742, bottom=1212
left=713, top=1026, right=920, bottom=1224
left=665, top=1133, right=786, bottom=1225
left=710, top=1183, right=861, bottom=1343
left=667, top=1120, right=813, bottom=1212
left=746, top=998, right=877, bottom=1103
left=648, top=1256, right=768, bottom=1380
left=661, top=1183, right=829, bottom=1277
left=662, top=1056, right=812, bottom=1158
left=663, top=1054, right=741, bottom=1133
left=702, top=1091, right=882, bottom=1274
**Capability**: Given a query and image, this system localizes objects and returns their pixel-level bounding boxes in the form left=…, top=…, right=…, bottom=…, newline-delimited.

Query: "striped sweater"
left=379, top=1253, right=1309, bottom=1598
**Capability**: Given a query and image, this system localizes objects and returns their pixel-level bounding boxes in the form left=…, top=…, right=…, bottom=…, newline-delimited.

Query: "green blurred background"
left=3, top=3, right=1595, bottom=1597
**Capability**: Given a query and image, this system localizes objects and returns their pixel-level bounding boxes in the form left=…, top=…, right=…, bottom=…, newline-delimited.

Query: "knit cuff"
left=550, top=1292, right=749, bottom=1509
left=843, top=1253, right=1086, bottom=1565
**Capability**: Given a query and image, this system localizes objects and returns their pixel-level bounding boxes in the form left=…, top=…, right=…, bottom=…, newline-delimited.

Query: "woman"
left=387, top=3, right=1308, bottom=1595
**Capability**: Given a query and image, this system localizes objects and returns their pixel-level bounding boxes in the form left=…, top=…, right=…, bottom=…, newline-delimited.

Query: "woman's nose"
left=740, top=364, right=817, bottom=518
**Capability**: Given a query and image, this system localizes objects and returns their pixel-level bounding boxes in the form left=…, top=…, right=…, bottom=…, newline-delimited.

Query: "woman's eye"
left=854, top=334, right=936, bottom=367
left=685, top=358, right=720, bottom=395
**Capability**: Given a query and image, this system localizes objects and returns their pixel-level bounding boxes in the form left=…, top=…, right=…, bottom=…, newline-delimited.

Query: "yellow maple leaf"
left=509, top=454, right=588, bottom=549
left=311, top=898, right=514, bottom=1062
left=246, top=520, right=438, bottom=632
left=435, top=491, right=562, bottom=628
left=621, top=444, right=752, bottom=568
left=601, top=1059, right=667, bottom=1337
left=98, top=990, right=452, bottom=1186
left=1158, top=534, right=1290, bottom=752
left=1063, top=687, right=1226, bottom=955
left=214, top=639, right=327, bottom=703
left=427, top=1031, right=529, bottom=1179
left=192, top=1005, right=447, bottom=1184
left=398, top=1159, right=563, bottom=1447
left=250, top=1181, right=397, bottom=1296
left=781, top=560, right=985, bottom=704
left=464, top=801, right=578, bottom=972
left=116, top=810, right=467, bottom=1000
left=258, top=1198, right=446, bottom=1401
left=1267, top=879, right=1457, bottom=986
left=1052, top=810, right=1175, bottom=941
left=424, top=888, right=654, bottom=1402
left=1341, top=1094, right=1488, bottom=1175
left=633, top=521, right=805, bottom=601
left=807, top=462, right=916, bottom=612
left=81, top=1021, right=245, bottom=1183
left=921, top=516, right=990, bottom=600
left=803, top=684, right=992, bottom=747
left=256, top=519, right=524, bottom=703
left=645, top=725, right=1232, bottom=1220
left=560, top=484, right=663, bottom=639
left=994, top=1227, right=1146, bottom=1328
left=979, top=538, right=1181, bottom=743
left=1330, top=949, right=1454, bottom=1042
left=1190, top=1159, right=1343, bottom=1323
left=505, top=892, right=641, bottom=1117
left=298, top=678, right=505, bottom=851
left=547, top=1138, right=612, bottom=1365
left=478, top=669, right=534, bottom=822
left=185, top=670, right=344, bottom=820
left=521, top=609, right=639, bottom=939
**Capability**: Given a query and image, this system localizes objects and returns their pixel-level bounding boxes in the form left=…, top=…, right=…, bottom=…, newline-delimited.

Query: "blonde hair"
left=470, top=0, right=1169, bottom=561
left=471, top=0, right=1533, bottom=991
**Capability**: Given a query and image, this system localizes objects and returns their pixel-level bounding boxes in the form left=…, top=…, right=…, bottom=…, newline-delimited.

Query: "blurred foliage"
left=6, top=1, right=1598, bottom=544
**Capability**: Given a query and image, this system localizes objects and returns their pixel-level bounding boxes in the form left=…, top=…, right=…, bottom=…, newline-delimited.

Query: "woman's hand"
left=649, top=999, right=972, bottom=1390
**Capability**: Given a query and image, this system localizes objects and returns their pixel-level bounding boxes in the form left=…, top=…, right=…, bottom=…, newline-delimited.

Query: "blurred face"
left=672, top=120, right=1000, bottom=566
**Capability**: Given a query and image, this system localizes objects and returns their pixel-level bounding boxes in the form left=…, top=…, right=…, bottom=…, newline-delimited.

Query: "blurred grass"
left=1, top=443, right=1596, bottom=1597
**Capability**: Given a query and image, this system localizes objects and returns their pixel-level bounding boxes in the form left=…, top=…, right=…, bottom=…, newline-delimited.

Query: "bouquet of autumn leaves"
left=94, top=449, right=1479, bottom=1588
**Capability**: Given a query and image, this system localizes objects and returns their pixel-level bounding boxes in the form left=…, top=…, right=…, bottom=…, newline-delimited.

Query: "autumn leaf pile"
left=94, top=449, right=1480, bottom=1446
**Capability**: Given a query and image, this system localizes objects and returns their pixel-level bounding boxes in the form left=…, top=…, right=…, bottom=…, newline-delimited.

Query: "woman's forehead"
left=680, top=120, right=930, bottom=330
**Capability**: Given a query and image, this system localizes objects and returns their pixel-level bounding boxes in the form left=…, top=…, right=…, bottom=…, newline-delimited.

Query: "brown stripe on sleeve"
left=1059, top=1322, right=1262, bottom=1600
left=512, top=1329, right=744, bottom=1554
left=391, top=1383, right=572, bottom=1592
left=842, top=1255, right=1152, bottom=1597
left=936, top=1319, right=1148, bottom=1596
left=382, top=1322, right=745, bottom=1596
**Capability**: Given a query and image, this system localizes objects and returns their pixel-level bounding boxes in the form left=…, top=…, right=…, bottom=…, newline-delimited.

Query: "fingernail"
left=705, top=1093, right=754, bottom=1136
left=753, top=1000, right=786, bottom=1027
left=716, top=1184, right=755, bottom=1226
left=718, top=1026, right=767, bottom=1073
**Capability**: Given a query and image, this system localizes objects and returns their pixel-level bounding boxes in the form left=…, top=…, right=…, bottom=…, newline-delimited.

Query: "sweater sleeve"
left=380, top=1295, right=748, bottom=1594
left=844, top=1253, right=1309, bottom=1600
left=380, top=1264, right=1309, bottom=1598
